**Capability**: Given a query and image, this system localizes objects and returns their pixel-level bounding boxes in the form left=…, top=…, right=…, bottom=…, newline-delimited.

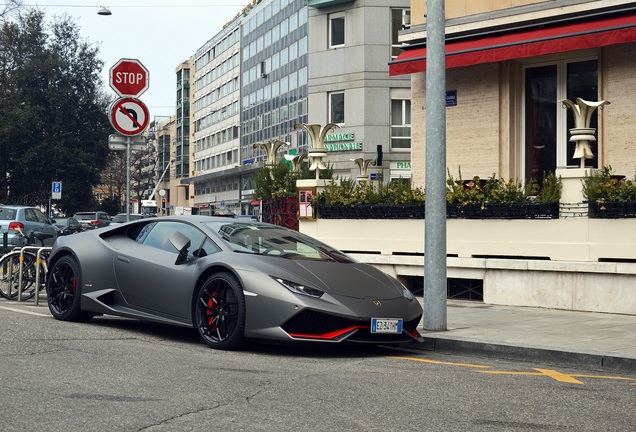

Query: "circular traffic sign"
left=109, top=58, right=149, bottom=97
left=110, top=97, right=150, bottom=136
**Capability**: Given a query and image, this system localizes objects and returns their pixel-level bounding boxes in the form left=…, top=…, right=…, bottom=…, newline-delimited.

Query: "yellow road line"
left=386, top=356, right=491, bottom=369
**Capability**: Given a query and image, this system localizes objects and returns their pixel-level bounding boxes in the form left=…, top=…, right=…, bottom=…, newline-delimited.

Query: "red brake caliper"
left=207, top=291, right=217, bottom=329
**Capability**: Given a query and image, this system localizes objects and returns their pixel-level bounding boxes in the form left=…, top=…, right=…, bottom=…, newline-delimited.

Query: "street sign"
left=110, top=97, right=150, bottom=136
left=109, top=58, right=149, bottom=97
left=108, top=134, right=147, bottom=151
left=52, top=181, right=62, bottom=200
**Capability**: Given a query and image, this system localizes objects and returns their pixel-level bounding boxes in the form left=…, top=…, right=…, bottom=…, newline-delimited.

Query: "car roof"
left=0, top=205, right=36, bottom=209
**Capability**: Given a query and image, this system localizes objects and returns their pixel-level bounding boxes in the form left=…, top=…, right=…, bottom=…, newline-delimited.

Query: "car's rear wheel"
left=46, top=256, right=92, bottom=322
left=195, top=272, right=246, bottom=350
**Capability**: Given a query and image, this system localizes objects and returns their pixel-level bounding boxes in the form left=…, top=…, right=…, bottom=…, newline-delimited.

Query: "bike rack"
left=18, top=246, right=52, bottom=303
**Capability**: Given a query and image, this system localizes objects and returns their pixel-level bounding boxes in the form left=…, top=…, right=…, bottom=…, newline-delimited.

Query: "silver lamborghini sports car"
left=45, top=216, right=423, bottom=350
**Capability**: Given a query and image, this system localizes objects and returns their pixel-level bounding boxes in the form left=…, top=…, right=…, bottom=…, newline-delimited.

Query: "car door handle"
left=116, top=255, right=131, bottom=264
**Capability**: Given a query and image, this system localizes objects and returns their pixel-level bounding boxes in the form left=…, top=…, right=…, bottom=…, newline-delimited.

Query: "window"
left=391, top=99, right=411, bottom=149
left=523, top=58, right=598, bottom=183
left=329, top=91, right=345, bottom=125
left=391, top=8, right=409, bottom=59
left=329, top=12, right=345, bottom=48
left=134, top=221, right=214, bottom=256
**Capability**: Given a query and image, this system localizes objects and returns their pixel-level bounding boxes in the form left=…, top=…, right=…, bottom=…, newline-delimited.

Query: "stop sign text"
left=109, top=58, right=149, bottom=98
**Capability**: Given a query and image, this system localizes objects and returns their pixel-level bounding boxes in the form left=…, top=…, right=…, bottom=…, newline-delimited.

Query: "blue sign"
left=52, top=181, right=62, bottom=199
left=446, top=90, right=457, bottom=107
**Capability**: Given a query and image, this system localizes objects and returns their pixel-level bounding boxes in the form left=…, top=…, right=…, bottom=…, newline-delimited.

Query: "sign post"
left=51, top=181, right=62, bottom=200
left=109, top=58, right=150, bottom=222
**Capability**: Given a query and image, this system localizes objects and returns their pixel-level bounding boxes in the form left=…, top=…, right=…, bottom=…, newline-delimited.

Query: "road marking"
left=386, top=356, right=491, bottom=369
left=0, top=305, right=50, bottom=317
left=389, top=356, right=636, bottom=386
left=478, top=368, right=584, bottom=384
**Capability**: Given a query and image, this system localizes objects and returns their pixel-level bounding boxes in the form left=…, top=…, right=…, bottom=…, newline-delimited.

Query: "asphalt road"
left=1, top=300, right=635, bottom=432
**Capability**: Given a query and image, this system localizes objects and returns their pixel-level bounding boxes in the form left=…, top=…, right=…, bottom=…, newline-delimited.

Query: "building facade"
left=189, top=17, right=242, bottom=216
left=391, top=0, right=636, bottom=187
left=307, top=0, right=412, bottom=182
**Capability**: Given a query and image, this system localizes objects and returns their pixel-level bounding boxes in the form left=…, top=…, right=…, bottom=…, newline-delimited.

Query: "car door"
left=24, top=208, right=58, bottom=245
left=113, top=220, right=211, bottom=319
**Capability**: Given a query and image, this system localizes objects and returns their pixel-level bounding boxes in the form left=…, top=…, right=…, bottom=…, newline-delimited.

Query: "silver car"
left=0, top=205, right=58, bottom=251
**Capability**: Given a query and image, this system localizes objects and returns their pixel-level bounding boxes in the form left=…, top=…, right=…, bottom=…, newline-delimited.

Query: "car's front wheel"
left=194, top=272, right=246, bottom=350
left=46, top=256, right=92, bottom=322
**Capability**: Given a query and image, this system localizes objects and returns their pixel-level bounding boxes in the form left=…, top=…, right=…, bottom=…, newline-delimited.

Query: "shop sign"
left=391, top=161, right=412, bottom=170
left=323, top=131, right=363, bottom=152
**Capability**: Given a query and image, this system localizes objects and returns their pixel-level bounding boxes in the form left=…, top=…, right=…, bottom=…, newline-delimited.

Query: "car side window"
left=139, top=221, right=210, bottom=256
left=33, top=209, right=50, bottom=224
left=25, top=208, right=37, bottom=222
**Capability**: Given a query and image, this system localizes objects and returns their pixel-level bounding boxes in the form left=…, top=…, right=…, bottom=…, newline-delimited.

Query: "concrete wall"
left=300, top=216, right=636, bottom=315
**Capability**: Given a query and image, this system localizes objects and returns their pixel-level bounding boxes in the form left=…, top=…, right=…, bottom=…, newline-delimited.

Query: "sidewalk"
left=413, top=300, right=636, bottom=372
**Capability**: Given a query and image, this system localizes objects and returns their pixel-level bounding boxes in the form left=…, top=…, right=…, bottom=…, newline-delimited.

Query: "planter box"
left=458, top=202, right=559, bottom=219
left=589, top=201, right=636, bottom=218
left=315, top=204, right=425, bottom=219
left=316, top=202, right=559, bottom=219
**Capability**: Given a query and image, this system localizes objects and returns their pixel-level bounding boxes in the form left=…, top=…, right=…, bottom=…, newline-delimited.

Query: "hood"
left=243, top=255, right=405, bottom=300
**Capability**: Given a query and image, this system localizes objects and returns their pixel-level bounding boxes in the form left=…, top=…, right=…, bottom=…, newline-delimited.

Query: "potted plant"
left=446, top=169, right=561, bottom=219
left=313, top=179, right=425, bottom=219
left=583, top=166, right=636, bottom=218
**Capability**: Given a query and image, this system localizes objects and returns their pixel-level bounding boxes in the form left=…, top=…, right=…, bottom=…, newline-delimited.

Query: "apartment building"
left=307, top=0, right=412, bottom=181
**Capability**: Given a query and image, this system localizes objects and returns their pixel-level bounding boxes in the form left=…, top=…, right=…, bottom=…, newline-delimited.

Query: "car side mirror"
left=169, top=231, right=191, bottom=265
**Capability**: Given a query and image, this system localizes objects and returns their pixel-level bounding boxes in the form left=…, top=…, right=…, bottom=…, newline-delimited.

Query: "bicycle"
left=0, top=229, right=53, bottom=301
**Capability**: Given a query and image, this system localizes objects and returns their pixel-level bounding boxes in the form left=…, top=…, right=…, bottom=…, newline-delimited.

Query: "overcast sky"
left=31, top=0, right=249, bottom=118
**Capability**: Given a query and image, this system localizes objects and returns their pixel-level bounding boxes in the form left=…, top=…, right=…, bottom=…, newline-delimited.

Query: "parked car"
left=236, top=214, right=259, bottom=221
left=112, top=213, right=145, bottom=223
left=45, top=215, right=423, bottom=350
left=0, top=205, right=58, bottom=251
left=73, top=211, right=111, bottom=230
left=52, top=217, right=83, bottom=235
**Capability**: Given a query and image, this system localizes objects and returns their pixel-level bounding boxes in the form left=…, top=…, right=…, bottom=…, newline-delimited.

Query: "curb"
left=406, top=336, right=636, bottom=373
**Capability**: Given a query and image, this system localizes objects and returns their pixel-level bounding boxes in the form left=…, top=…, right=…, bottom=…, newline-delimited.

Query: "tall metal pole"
left=424, top=0, right=447, bottom=330
left=126, top=136, right=131, bottom=222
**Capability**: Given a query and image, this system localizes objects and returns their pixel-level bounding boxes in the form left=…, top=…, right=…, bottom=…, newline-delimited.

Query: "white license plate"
left=370, top=318, right=403, bottom=334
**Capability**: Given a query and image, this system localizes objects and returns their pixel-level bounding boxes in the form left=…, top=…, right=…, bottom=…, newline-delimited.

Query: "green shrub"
left=582, top=165, right=636, bottom=203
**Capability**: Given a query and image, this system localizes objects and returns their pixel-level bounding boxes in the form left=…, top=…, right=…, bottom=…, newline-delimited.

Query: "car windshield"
left=203, top=221, right=355, bottom=263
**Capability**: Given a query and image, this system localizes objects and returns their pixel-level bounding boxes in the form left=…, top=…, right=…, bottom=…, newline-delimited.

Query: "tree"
left=0, top=0, right=22, bottom=20
left=0, top=9, right=111, bottom=215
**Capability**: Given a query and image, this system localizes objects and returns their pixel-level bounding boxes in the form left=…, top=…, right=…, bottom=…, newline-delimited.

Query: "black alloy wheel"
left=46, top=256, right=92, bottom=322
left=195, top=272, right=246, bottom=350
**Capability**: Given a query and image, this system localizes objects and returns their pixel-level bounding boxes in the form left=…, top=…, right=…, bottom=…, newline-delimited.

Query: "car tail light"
left=90, top=220, right=100, bottom=226
left=8, top=221, right=24, bottom=230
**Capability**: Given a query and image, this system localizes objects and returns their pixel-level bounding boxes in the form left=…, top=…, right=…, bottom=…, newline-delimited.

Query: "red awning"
left=250, top=199, right=261, bottom=206
left=390, top=13, right=636, bottom=76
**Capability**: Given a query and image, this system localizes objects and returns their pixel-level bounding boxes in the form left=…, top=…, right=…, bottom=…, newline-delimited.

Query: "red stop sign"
left=109, top=58, right=149, bottom=97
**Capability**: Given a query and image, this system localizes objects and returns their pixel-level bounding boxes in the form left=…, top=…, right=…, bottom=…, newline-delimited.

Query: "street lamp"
left=98, top=6, right=112, bottom=16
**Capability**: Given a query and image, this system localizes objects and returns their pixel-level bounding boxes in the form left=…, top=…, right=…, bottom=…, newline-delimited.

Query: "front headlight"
left=273, top=277, right=324, bottom=298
